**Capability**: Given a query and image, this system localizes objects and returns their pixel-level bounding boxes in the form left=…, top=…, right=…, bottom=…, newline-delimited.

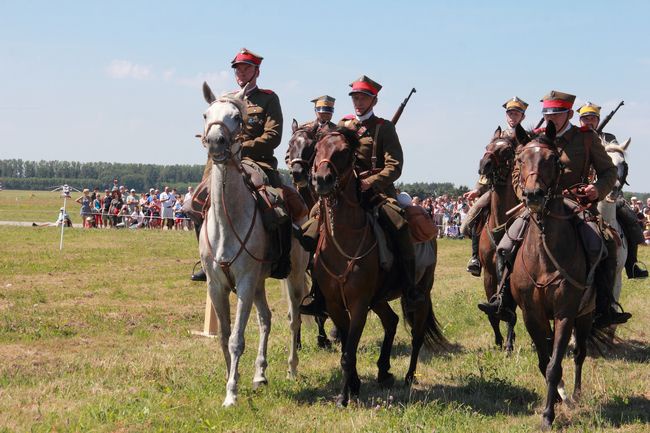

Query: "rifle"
left=596, top=100, right=624, bottom=134
left=391, top=88, right=416, bottom=125
left=534, top=117, right=545, bottom=129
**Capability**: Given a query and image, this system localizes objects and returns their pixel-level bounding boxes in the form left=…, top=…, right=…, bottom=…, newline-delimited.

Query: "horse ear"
left=234, top=82, right=251, bottom=100
left=514, top=123, right=530, bottom=145
left=620, top=137, right=631, bottom=151
left=545, top=121, right=557, bottom=142
left=493, top=126, right=502, bottom=139
left=292, top=119, right=298, bottom=133
left=202, top=82, right=216, bottom=104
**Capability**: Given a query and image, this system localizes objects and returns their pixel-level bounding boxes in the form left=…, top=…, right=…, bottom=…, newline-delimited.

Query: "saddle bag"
left=404, top=205, right=438, bottom=243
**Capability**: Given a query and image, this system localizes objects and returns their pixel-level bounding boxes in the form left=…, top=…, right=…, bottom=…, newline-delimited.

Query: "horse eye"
left=203, top=114, right=207, bottom=119
left=234, top=114, right=241, bottom=122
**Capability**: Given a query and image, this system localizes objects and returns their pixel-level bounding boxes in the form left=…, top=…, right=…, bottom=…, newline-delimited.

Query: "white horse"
left=198, top=82, right=309, bottom=407
left=597, top=138, right=631, bottom=309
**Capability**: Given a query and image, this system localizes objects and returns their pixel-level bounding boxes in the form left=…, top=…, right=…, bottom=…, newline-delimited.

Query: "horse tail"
left=400, top=299, right=449, bottom=351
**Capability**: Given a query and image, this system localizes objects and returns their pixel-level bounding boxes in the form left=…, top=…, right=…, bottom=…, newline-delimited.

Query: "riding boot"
left=478, top=253, right=515, bottom=321
left=393, top=227, right=425, bottom=313
left=466, top=228, right=482, bottom=277
left=191, top=267, right=207, bottom=282
left=190, top=214, right=206, bottom=281
left=593, top=243, right=632, bottom=328
left=293, top=217, right=320, bottom=252
left=625, top=244, right=648, bottom=279
left=299, top=278, right=327, bottom=318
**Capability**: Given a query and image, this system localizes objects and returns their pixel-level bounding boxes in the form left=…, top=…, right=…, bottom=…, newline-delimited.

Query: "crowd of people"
left=73, top=182, right=194, bottom=230
left=401, top=192, right=473, bottom=239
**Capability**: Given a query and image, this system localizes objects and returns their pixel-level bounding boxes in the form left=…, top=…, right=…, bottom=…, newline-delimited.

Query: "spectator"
left=129, top=205, right=146, bottom=229
left=159, top=186, right=175, bottom=230
left=102, top=189, right=112, bottom=228
left=126, top=189, right=138, bottom=213
left=76, top=188, right=94, bottom=228
left=93, top=193, right=102, bottom=227
left=109, top=189, right=124, bottom=227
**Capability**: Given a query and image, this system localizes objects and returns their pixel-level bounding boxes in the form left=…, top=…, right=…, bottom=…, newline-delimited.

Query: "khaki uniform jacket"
left=512, top=124, right=617, bottom=201
left=240, top=87, right=283, bottom=172
left=339, top=115, right=403, bottom=199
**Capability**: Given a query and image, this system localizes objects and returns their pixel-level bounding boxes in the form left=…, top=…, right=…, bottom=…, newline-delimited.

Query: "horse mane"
left=334, top=126, right=361, bottom=152
left=525, top=129, right=555, bottom=147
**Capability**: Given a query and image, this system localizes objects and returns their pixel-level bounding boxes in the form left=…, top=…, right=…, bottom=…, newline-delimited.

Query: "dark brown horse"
left=286, top=119, right=336, bottom=349
left=510, top=122, right=593, bottom=430
left=477, top=126, right=520, bottom=352
left=311, top=128, right=447, bottom=407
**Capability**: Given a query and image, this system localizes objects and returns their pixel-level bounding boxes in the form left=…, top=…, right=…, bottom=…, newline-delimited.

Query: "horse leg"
left=541, top=317, right=574, bottom=430
left=316, top=316, right=332, bottom=349
left=404, top=299, right=428, bottom=386
left=209, top=284, right=232, bottom=378
left=572, top=313, right=592, bottom=402
left=282, top=273, right=304, bottom=378
left=336, top=305, right=366, bottom=408
left=489, top=314, right=504, bottom=349
left=504, top=312, right=517, bottom=354
left=223, top=288, right=255, bottom=408
left=371, top=301, right=398, bottom=388
left=484, top=270, right=504, bottom=348
left=252, top=282, right=271, bottom=389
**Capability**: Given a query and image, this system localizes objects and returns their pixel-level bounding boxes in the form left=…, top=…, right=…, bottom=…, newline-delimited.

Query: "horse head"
left=287, top=119, right=320, bottom=187
left=312, top=128, right=360, bottom=197
left=200, top=81, right=249, bottom=164
left=605, top=137, right=631, bottom=198
left=517, top=122, right=562, bottom=213
left=478, top=126, right=520, bottom=184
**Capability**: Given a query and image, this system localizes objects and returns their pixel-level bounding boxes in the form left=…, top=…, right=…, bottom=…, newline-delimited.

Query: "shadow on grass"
left=600, top=395, right=650, bottom=426
left=290, top=369, right=538, bottom=416
left=586, top=337, right=650, bottom=363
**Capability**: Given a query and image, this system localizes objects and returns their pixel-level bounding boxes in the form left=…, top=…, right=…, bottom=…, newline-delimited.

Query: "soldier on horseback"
left=299, top=75, right=425, bottom=315
left=464, top=96, right=528, bottom=276
left=577, top=102, right=648, bottom=279
left=478, top=90, right=632, bottom=328
left=189, top=48, right=292, bottom=281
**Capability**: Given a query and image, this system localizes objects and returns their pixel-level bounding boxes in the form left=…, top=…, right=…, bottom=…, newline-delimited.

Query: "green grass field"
left=0, top=190, right=648, bottom=432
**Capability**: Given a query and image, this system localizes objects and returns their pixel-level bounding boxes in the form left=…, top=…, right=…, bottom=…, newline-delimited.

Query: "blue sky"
left=1, top=1, right=649, bottom=191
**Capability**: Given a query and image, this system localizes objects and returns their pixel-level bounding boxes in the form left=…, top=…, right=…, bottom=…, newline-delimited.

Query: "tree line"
left=0, top=159, right=475, bottom=197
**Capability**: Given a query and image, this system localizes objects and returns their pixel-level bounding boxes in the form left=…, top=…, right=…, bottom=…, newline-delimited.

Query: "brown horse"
left=311, top=128, right=447, bottom=407
left=477, top=126, right=521, bottom=352
left=510, top=122, right=593, bottom=430
left=286, top=119, right=336, bottom=349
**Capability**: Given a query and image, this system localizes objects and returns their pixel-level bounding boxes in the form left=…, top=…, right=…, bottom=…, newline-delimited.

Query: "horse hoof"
left=335, top=394, right=348, bottom=408
left=252, top=379, right=268, bottom=390
left=317, top=336, right=332, bottom=349
left=222, top=396, right=237, bottom=407
left=378, top=373, right=395, bottom=389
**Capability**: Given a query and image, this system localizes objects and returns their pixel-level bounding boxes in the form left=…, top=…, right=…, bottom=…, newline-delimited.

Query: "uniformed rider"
left=478, top=90, right=632, bottom=328
left=190, top=48, right=285, bottom=281
left=464, top=97, right=528, bottom=276
left=577, top=102, right=648, bottom=279
left=299, top=75, right=425, bottom=315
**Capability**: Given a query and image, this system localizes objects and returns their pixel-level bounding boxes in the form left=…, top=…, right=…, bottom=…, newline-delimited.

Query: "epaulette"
left=258, top=88, right=274, bottom=94
left=342, top=114, right=355, bottom=120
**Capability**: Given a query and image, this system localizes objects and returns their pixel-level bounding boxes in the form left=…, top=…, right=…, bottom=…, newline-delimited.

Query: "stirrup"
left=466, top=257, right=482, bottom=277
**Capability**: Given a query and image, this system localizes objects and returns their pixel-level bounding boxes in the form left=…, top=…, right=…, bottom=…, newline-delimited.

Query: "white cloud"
left=162, top=69, right=175, bottom=81
left=176, top=70, right=231, bottom=90
left=107, top=60, right=152, bottom=80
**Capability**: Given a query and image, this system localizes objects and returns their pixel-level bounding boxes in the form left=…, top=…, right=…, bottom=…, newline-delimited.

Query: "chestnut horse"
left=477, top=126, right=521, bottom=352
left=311, top=128, right=447, bottom=407
left=510, top=122, right=593, bottom=429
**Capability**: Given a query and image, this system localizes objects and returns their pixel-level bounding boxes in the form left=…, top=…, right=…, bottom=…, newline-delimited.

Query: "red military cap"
left=349, top=75, right=382, bottom=97
left=541, top=90, right=576, bottom=114
left=231, top=48, right=263, bottom=68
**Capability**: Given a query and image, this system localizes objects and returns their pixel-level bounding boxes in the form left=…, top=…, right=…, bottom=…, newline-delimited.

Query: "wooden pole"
left=191, top=288, right=218, bottom=337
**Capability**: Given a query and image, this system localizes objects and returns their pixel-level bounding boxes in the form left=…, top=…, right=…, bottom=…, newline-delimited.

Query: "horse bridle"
left=313, top=132, right=357, bottom=198
left=481, top=139, right=516, bottom=185
left=198, top=98, right=245, bottom=162
left=288, top=128, right=318, bottom=174
left=518, top=141, right=564, bottom=213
